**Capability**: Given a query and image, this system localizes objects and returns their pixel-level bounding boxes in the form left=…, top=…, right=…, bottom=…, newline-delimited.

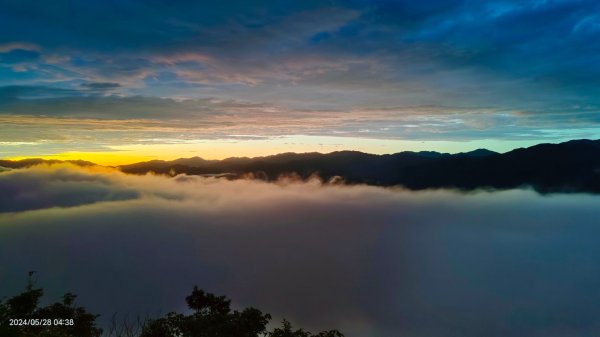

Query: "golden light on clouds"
left=4, top=135, right=543, bottom=166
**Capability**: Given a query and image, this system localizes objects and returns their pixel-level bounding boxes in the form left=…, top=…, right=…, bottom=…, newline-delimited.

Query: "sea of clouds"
left=1, top=164, right=600, bottom=337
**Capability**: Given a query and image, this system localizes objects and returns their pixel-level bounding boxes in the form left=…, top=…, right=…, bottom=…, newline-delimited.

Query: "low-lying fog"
left=1, top=165, right=600, bottom=337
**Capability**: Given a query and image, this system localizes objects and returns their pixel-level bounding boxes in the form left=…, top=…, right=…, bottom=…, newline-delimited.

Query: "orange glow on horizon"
left=3, top=136, right=543, bottom=166
left=6, top=152, right=163, bottom=166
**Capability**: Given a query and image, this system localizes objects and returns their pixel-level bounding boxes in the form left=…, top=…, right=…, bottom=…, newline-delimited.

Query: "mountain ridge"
left=2, top=139, right=599, bottom=193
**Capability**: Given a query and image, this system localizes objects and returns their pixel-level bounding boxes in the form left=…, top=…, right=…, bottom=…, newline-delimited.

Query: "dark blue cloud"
left=0, top=0, right=599, bottom=138
left=80, top=82, right=121, bottom=90
left=0, top=49, right=39, bottom=64
left=0, top=0, right=330, bottom=51
left=0, top=85, right=80, bottom=101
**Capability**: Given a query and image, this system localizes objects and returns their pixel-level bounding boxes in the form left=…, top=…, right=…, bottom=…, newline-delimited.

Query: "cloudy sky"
left=2, top=165, right=600, bottom=337
left=2, top=0, right=600, bottom=163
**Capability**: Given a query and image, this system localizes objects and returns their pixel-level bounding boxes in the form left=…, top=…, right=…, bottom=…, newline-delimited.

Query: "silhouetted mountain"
left=3, top=139, right=600, bottom=193
left=115, top=139, right=600, bottom=194
left=0, top=158, right=96, bottom=169
left=171, top=156, right=219, bottom=167
left=458, top=149, right=499, bottom=157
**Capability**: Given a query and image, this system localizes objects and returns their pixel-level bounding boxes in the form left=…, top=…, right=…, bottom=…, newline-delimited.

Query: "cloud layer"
left=1, top=165, right=600, bottom=337
left=1, top=0, right=600, bottom=155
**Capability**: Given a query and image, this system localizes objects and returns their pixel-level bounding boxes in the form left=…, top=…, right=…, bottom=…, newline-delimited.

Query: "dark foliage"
left=1, top=276, right=343, bottom=337
left=269, top=320, right=343, bottom=337
left=140, top=286, right=343, bottom=337
left=0, top=272, right=102, bottom=337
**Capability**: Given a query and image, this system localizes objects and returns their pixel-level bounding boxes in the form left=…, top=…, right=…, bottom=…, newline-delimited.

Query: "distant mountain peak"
left=460, top=149, right=499, bottom=157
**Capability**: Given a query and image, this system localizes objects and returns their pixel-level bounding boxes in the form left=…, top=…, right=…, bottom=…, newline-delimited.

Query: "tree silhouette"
left=268, top=320, right=344, bottom=337
left=0, top=272, right=102, bottom=337
left=140, top=286, right=342, bottom=337
left=140, top=286, right=271, bottom=337
left=1, top=276, right=344, bottom=337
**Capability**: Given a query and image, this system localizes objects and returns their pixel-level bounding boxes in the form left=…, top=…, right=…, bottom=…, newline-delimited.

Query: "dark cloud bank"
left=1, top=165, right=600, bottom=337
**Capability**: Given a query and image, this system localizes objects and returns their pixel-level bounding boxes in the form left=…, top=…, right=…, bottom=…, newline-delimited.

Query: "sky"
left=1, top=0, right=600, bottom=164
left=2, top=164, right=600, bottom=337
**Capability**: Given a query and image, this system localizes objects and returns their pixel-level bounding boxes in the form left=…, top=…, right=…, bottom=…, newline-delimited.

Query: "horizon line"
left=2, top=138, right=597, bottom=167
